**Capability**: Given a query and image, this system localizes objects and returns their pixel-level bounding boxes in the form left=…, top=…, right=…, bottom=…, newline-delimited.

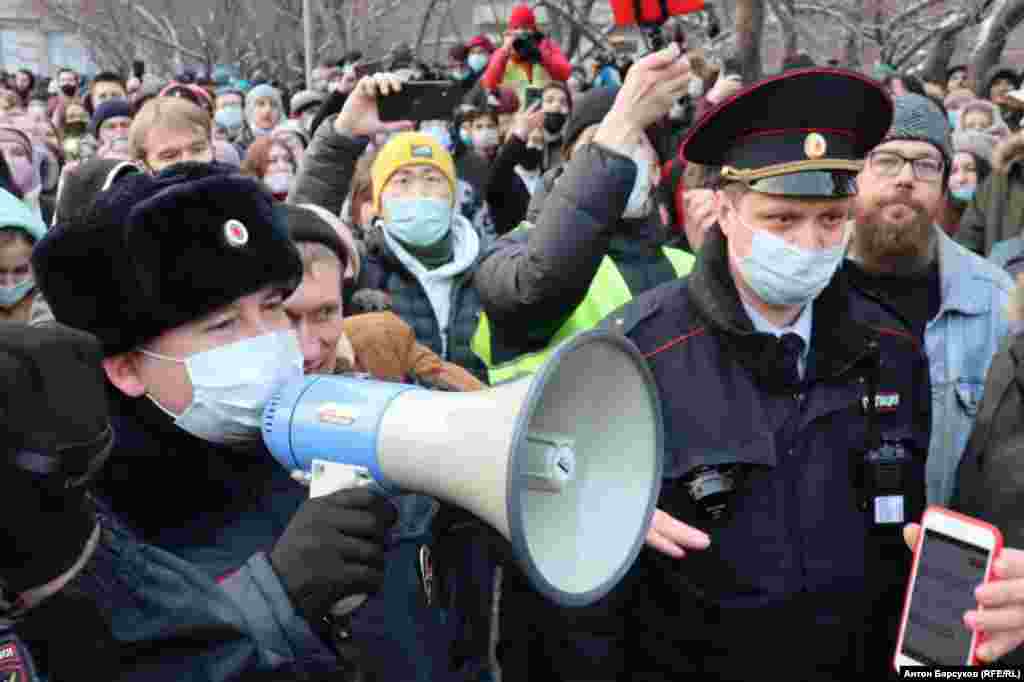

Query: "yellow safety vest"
left=471, top=243, right=694, bottom=384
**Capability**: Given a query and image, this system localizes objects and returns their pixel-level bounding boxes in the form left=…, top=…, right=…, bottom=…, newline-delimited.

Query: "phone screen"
left=902, top=529, right=990, bottom=665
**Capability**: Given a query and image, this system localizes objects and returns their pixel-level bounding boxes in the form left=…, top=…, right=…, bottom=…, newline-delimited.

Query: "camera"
left=682, top=464, right=743, bottom=521
left=513, top=32, right=544, bottom=64
left=855, top=438, right=920, bottom=530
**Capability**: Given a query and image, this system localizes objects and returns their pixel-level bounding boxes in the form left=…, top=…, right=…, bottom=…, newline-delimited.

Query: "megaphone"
left=262, top=330, right=663, bottom=607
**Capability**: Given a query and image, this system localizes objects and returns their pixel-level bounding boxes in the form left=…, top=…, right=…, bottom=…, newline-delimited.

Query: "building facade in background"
left=0, top=0, right=94, bottom=77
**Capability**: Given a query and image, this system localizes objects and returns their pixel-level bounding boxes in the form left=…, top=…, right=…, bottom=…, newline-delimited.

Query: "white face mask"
left=732, top=205, right=850, bottom=307
left=141, top=330, right=304, bottom=445
left=623, top=146, right=655, bottom=219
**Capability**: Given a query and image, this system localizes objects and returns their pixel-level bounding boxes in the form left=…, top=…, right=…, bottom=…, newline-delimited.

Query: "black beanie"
left=283, top=203, right=349, bottom=274
left=33, top=162, right=303, bottom=356
left=88, top=98, right=132, bottom=137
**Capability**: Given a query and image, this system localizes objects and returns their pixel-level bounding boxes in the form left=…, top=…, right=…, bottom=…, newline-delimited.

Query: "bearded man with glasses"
left=844, top=92, right=1013, bottom=507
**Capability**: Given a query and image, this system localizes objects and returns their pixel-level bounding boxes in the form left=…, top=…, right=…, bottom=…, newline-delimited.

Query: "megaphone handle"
left=299, top=460, right=379, bottom=622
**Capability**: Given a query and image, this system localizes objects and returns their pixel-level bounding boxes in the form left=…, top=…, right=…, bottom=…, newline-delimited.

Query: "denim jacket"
left=924, top=228, right=1013, bottom=505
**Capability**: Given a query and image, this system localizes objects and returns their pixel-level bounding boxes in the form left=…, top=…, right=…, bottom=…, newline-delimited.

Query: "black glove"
left=0, top=322, right=111, bottom=595
left=270, top=487, right=396, bottom=629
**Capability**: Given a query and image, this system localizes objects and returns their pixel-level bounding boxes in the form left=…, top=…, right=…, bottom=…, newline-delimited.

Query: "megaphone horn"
left=263, top=329, right=664, bottom=607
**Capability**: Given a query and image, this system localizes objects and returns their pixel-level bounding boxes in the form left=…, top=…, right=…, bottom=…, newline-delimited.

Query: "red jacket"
left=480, top=38, right=571, bottom=91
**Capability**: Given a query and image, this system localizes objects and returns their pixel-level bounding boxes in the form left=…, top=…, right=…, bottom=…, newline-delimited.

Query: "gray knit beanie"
left=885, top=93, right=953, bottom=162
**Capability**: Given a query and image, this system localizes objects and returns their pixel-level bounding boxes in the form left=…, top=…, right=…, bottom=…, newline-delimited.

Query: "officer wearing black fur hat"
left=534, top=69, right=951, bottom=681
left=14, top=162, right=396, bottom=681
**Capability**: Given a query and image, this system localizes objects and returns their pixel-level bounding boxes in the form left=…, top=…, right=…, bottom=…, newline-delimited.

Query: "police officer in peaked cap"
left=533, top=69, right=1024, bottom=681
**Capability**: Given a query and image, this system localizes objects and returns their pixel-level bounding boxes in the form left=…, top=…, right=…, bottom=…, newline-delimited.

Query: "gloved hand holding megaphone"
left=262, top=330, right=665, bottom=607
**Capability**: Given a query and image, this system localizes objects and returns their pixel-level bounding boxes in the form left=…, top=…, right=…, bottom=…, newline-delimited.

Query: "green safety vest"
left=471, top=245, right=694, bottom=384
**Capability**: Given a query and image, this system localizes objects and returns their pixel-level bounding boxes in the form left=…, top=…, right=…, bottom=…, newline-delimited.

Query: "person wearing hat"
left=0, top=186, right=46, bottom=322
left=843, top=93, right=1012, bottom=511
left=24, top=162, right=397, bottom=680
left=958, top=110, right=1024, bottom=257
left=89, top=98, right=133, bottom=160
left=542, top=68, right=1024, bottom=680
left=291, top=73, right=487, bottom=381
left=246, top=83, right=284, bottom=140
left=480, top=3, right=571, bottom=109
left=472, top=48, right=695, bottom=680
left=938, top=130, right=996, bottom=236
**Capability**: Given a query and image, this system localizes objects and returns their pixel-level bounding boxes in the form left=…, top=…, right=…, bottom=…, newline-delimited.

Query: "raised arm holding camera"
left=480, top=4, right=571, bottom=110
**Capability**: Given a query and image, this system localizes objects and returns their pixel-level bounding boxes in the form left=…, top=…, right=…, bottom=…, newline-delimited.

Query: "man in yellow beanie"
left=288, top=72, right=496, bottom=682
left=293, top=73, right=487, bottom=382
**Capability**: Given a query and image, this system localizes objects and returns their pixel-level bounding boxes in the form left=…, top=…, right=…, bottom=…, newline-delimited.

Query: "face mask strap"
left=138, top=347, right=183, bottom=364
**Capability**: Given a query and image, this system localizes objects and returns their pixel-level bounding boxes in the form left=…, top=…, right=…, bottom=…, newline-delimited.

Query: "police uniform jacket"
left=552, top=225, right=932, bottom=681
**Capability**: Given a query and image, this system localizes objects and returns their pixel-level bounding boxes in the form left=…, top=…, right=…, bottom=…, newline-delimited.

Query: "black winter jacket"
left=473, top=143, right=681, bottom=366
left=509, top=227, right=932, bottom=681
left=359, top=226, right=486, bottom=381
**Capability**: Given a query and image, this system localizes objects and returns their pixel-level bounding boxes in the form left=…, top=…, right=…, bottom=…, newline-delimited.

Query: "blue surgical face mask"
left=951, top=186, right=976, bottom=203
left=459, top=129, right=473, bottom=147
left=948, top=110, right=960, bottom=128
left=0, top=277, right=34, bottom=307
left=383, top=196, right=452, bottom=247
left=732, top=206, right=850, bottom=307
left=468, top=53, right=489, bottom=73
left=215, top=106, right=244, bottom=139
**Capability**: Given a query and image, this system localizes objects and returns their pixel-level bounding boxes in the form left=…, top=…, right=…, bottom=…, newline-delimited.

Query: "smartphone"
left=354, top=58, right=386, bottom=79
left=524, top=86, right=543, bottom=110
left=894, top=506, right=1003, bottom=671
left=378, top=81, right=464, bottom=122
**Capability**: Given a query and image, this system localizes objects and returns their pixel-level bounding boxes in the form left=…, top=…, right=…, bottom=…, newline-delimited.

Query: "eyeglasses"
left=867, top=150, right=945, bottom=183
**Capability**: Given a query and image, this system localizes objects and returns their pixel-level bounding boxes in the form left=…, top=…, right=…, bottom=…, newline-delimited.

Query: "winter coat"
left=340, top=311, right=485, bottom=391
left=957, top=131, right=1024, bottom=256
left=474, top=143, right=685, bottom=366
left=14, top=394, right=346, bottom=681
left=485, top=135, right=535, bottom=235
left=480, top=38, right=572, bottom=105
left=499, top=225, right=932, bottom=681
left=360, top=218, right=486, bottom=382
left=846, top=228, right=1012, bottom=505
left=956, top=328, right=1024, bottom=550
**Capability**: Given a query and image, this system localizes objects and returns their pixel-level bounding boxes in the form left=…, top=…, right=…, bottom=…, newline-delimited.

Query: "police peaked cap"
left=32, top=162, right=303, bottom=356
left=682, top=68, right=894, bottom=198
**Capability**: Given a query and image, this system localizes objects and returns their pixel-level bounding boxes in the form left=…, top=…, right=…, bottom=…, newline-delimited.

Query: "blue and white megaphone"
left=262, top=330, right=664, bottom=607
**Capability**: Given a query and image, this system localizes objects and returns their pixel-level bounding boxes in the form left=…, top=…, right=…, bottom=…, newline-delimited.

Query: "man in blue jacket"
left=5, top=163, right=396, bottom=681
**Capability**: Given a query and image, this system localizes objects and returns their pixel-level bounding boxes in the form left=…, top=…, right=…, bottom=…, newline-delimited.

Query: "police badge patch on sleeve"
left=0, top=631, right=39, bottom=682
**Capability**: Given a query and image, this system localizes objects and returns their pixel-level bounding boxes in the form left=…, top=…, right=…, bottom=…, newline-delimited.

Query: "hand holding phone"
left=894, top=507, right=1003, bottom=670
left=378, top=81, right=464, bottom=122
left=334, top=73, right=414, bottom=138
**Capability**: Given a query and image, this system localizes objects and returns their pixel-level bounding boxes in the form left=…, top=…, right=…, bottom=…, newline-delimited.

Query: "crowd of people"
left=3, top=2, right=1024, bottom=680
